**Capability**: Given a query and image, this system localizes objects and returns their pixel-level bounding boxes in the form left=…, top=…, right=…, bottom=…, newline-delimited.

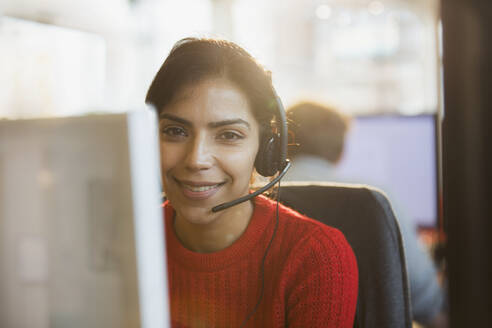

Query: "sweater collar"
left=164, top=195, right=274, bottom=271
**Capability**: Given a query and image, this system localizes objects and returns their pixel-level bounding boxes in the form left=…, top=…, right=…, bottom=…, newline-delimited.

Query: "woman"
left=146, top=38, right=358, bottom=327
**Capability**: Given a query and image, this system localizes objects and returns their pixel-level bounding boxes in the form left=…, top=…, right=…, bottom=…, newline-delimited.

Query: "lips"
left=174, top=178, right=226, bottom=200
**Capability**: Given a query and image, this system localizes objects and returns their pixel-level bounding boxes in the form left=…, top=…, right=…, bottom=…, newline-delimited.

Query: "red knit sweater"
left=164, top=195, right=358, bottom=328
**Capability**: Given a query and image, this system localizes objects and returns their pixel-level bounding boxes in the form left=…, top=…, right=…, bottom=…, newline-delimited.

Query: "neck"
left=174, top=200, right=254, bottom=253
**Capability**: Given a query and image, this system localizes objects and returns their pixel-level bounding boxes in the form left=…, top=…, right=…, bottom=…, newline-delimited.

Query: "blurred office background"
left=0, top=0, right=440, bottom=117
left=0, top=0, right=442, bottom=240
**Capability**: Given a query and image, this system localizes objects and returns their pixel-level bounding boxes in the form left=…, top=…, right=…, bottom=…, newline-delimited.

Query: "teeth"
left=182, top=184, right=220, bottom=192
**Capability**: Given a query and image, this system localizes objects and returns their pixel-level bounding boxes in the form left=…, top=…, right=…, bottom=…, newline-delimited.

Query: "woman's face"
left=159, top=78, right=260, bottom=224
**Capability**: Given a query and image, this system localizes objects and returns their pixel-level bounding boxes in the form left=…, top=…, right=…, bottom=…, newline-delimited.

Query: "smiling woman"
left=145, top=38, right=358, bottom=328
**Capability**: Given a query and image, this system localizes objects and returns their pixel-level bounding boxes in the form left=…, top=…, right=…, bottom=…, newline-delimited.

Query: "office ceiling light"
left=315, top=4, right=332, bottom=20
left=368, top=1, right=384, bottom=16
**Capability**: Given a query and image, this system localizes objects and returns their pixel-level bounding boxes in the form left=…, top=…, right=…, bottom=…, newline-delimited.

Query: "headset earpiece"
left=255, top=133, right=280, bottom=177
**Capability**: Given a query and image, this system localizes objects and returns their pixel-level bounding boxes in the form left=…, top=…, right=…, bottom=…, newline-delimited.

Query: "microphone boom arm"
left=211, top=160, right=291, bottom=212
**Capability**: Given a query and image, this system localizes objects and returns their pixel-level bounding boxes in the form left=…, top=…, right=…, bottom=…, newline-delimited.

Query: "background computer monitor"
left=0, top=111, right=169, bottom=327
left=334, top=114, right=438, bottom=228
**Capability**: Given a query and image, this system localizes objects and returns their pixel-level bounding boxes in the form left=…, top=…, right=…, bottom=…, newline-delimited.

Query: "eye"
left=161, top=126, right=188, bottom=139
left=217, top=131, right=244, bottom=141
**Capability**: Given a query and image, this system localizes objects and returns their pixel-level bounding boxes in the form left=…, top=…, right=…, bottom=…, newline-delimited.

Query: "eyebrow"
left=208, top=119, right=250, bottom=129
left=160, top=113, right=251, bottom=130
left=160, top=113, right=190, bottom=126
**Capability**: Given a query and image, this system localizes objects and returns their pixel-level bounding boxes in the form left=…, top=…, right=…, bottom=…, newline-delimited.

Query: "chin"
left=178, top=205, right=218, bottom=226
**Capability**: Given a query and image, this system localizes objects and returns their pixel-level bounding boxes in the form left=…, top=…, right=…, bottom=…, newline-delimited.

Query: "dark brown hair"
left=287, top=101, right=351, bottom=163
left=145, top=38, right=278, bottom=139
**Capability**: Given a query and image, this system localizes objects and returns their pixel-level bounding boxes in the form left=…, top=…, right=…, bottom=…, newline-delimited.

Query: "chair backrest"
left=276, top=182, right=412, bottom=328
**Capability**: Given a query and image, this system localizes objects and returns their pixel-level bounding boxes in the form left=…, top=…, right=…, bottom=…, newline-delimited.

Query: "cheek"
left=159, top=143, right=182, bottom=174
left=222, top=141, right=259, bottom=180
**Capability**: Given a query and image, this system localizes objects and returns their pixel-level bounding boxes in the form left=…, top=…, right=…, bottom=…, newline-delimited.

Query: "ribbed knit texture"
left=164, top=195, right=358, bottom=328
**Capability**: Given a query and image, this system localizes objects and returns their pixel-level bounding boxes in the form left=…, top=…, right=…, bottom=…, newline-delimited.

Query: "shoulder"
left=256, top=197, right=359, bottom=325
left=255, top=195, right=355, bottom=261
left=256, top=196, right=359, bottom=326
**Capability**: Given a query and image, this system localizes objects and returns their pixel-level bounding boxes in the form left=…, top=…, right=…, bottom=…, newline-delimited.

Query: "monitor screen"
left=334, top=114, right=438, bottom=227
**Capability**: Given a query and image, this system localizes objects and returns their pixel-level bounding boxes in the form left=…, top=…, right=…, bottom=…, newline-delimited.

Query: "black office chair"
left=274, top=181, right=412, bottom=328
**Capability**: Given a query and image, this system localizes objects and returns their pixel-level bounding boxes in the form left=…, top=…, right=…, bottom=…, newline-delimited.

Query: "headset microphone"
left=211, top=160, right=291, bottom=212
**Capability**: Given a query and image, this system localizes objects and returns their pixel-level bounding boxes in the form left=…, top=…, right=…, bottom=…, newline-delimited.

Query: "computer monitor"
left=334, top=114, right=438, bottom=228
left=0, top=110, right=169, bottom=327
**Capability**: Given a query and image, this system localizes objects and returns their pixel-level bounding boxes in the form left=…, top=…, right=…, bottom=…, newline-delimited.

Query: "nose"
left=184, top=133, right=213, bottom=171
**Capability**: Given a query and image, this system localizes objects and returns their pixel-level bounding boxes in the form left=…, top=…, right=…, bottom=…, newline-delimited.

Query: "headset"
left=211, top=95, right=291, bottom=213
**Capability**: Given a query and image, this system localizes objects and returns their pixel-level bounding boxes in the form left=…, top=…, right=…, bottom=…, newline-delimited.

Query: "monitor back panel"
left=0, top=114, right=158, bottom=327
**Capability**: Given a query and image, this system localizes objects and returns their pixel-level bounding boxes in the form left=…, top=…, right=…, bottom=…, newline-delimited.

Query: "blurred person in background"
left=284, top=101, right=448, bottom=328
left=146, top=38, right=358, bottom=327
